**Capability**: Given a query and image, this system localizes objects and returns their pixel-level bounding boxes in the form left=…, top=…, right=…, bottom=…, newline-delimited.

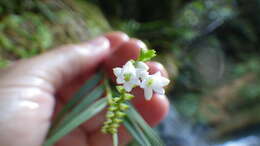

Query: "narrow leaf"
left=124, top=117, right=151, bottom=146
left=126, top=104, right=164, bottom=146
left=53, top=72, right=103, bottom=124
left=43, top=98, right=107, bottom=146
left=50, top=84, right=105, bottom=135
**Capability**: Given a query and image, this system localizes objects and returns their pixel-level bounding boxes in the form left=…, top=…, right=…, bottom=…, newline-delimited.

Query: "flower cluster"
left=102, top=48, right=170, bottom=135
left=113, top=60, right=170, bottom=100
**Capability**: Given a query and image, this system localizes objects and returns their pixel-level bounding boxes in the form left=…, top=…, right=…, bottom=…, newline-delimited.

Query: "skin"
left=0, top=32, right=169, bottom=146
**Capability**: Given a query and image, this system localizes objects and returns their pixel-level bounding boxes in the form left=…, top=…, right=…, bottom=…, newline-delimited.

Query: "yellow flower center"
left=146, top=79, right=154, bottom=87
left=124, top=73, right=131, bottom=81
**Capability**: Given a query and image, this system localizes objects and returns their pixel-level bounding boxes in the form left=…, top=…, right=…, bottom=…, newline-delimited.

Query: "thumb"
left=2, top=36, right=110, bottom=93
left=0, top=36, right=110, bottom=146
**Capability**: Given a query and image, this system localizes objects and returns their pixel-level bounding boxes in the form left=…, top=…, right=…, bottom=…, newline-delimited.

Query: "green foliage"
left=0, top=13, right=53, bottom=59
left=137, top=48, right=156, bottom=62
left=0, top=0, right=111, bottom=67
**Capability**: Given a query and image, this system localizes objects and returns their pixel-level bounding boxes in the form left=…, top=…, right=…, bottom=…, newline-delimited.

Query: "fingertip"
left=128, top=38, right=147, bottom=51
left=147, top=61, right=169, bottom=78
left=107, top=38, right=146, bottom=67
left=105, top=39, right=147, bottom=80
left=105, top=31, right=129, bottom=52
left=132, top=88, right=169, bottom=126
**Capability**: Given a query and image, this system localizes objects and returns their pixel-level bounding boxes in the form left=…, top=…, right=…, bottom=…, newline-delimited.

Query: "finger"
left=55, top=128, right=89, bottom=146
left=0, top=37, right=110, bottom=94
left=57, top=32, right=129, bottom=103
left=105, top=31, right=129, bottom=53
left=0, top=37, right=110, bottom=146
left=104, top=38, right=147, bottom=81
left=132, top=61, right=169, bottom=126
left=132, top=93, right=169, bottom=126
left=146, top=61, right=169, bottom=78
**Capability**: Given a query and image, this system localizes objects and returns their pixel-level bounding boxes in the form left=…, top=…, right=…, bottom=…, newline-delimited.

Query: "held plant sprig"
left=102, top=48, right=170, bottom=144
left=43, top=48, right=170, bottom=146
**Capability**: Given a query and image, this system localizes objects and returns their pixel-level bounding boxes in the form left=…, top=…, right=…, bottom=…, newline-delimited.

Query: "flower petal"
left=131, top=78, right=140, bottom=86
left=136, top=61, right=149, bottom=70
left=160, top=77, right=170, bottom=86
left=136, top=70, right=149, bottom=79
left=113, top=68, right=122, bottom=77
left=116, top=77, right=125, bottom=84
left=140, top=77, right=148, bottom=88
left=144, top=87, right=153, bottom=100
left=154, top=71, right=162, bottom=77
left=124, top=82, right=133, bottom=92
left=123, top=61, right=136, bottom=73
left=153, top=87, right=165, bottom=95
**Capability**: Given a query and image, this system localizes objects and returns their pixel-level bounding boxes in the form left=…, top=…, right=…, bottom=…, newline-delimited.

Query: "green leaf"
left=43, top=98, right=107, bottom=146
left=126, top=104, right=164, bottom=146
left=50, top=84, right=105, bottom=135
left=137, top=48, right=156, bottom=62
left=52, top=72, right=103, bottom=126
left=124, top=116, right=151, bottom=146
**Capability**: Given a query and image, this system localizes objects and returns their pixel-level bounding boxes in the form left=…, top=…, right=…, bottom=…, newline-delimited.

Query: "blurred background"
left=1, top=0, right=260, bottom=145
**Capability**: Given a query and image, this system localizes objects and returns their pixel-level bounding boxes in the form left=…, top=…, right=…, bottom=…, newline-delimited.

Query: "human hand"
left=0, top=32, right=169, bottom=146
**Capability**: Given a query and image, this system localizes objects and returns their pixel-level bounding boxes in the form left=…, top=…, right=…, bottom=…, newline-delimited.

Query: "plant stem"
left=113, top=133, right=118, bottom=146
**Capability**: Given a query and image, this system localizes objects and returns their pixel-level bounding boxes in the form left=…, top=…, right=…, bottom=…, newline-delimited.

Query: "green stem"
left=104, top=79, right=113, bottom=103
left=113, top=133, right=118, bottom=146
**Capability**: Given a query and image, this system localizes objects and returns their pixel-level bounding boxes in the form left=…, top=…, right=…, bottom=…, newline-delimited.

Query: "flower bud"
left=124, top=93, right=134, bottom=100
left=113, top=119, right=123, bottom=123
left=115, top=111, right=126, bottom=117
left=113, top=97, right=121, bottom=102
left=116, top=86, right=125, bottom=93
left=106, top=111, right=115, bottom=118
left=108, top=106, right=117, bottom=111
left=119, top=103, right=129, bottom=110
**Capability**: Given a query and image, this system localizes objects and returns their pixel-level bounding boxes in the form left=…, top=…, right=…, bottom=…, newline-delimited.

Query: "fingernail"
left=130, top=39, right=147, bottom=50
left=88, top=36, right=110, bottom=49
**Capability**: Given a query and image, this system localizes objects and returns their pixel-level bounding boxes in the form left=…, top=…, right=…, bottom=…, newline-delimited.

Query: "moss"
left=0, top=13, right=53, bottom=59
left=0, top=0, right=111, bottom=67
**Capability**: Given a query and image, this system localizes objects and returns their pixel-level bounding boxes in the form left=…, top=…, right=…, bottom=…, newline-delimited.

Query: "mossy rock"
left=0, top=0, right=111, bottom=67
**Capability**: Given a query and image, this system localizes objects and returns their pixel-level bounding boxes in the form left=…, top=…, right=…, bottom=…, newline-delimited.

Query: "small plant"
left=43, top=48, right=170, bottom=146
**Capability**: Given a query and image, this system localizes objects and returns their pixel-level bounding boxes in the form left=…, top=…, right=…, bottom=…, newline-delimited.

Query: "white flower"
left=135, top=61, right=149, bottom=79
left=140, top=72, right=170, bottom=100
left=113, top=61, right=140, bottom=92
